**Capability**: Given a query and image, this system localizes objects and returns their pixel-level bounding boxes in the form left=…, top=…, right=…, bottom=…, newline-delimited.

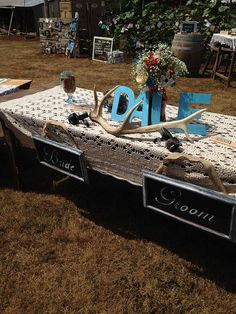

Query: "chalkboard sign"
left=32, top=136, right=88, bottom=183
left=92, top=36, right=114, bottom=63
left=142, top=170, right=236, bottom=242
left=180, top=21, right=197, bottom=33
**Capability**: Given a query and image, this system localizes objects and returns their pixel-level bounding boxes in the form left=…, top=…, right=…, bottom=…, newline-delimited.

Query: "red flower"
left=145, top=52, right=159, bottom=68
left=168, top=69, right=175, bottom=76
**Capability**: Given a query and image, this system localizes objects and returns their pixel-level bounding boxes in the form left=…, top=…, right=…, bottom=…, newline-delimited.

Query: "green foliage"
left=183, top=0, right=235, bottom=42
left=105, top=0, right=236, bottom=53
left=108, top=0, right=184, bottom=53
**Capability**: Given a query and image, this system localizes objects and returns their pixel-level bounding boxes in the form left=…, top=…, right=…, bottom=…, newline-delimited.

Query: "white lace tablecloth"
left=0, top=85, right=235, bottom=192
left=210, top=33, right=236, bottom=50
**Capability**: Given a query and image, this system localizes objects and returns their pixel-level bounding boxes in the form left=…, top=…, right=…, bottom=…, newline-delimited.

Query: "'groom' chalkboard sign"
left=92, top=36, right=113, bottom=62
left=142, top=170, right=236, bottom=242
left=32, top=136, right=88, bottom=183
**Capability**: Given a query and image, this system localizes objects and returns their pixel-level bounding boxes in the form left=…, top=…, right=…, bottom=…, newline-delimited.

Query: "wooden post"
left=44, top=0, right=49, bottom=18
left=59, top=0, right=72, bottom=22
left=8, top=7, right=14, bottom=36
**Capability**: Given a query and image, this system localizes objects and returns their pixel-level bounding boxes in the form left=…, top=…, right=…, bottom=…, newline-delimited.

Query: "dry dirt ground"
left=0, top=39, right=236, bottom=313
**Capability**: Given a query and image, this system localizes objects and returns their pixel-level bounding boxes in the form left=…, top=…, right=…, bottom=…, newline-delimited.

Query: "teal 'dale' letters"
left=111, top=86, right=163, bottom=126
left=176, top=93, right=211, bottom=135
left=111, top=87, right=211, bottom=132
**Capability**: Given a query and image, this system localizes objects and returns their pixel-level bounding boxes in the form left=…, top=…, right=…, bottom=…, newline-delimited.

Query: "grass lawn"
left=0, top=38, right=236, bottom=313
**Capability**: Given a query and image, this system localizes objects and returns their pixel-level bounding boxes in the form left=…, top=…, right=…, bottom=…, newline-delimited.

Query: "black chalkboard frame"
left=142, top=170, right=236, bottom=242
left=32, top=135, right=88, bottom=183
left=180, top=21, right=198, bottom=33
left=92, top=36, right=114, bottom=63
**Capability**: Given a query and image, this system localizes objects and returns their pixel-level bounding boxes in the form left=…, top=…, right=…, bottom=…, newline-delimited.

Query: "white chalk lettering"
left=42, top=147, right=76, bottom=173
left=154, top=186, right=215, bottom=223
left=189, top=209, right=198, bottom=215
left=155, top=187, right=182, bottom=206
left=180, top=205, right=189, bottom=212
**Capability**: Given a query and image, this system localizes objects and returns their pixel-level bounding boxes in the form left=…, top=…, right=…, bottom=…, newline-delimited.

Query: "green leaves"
left=107, top=0, right=235, bottom=53
left=218, top=6, right=229, bottom=13
left=203, top=8, right=210, bottom=18
left=186, top=0, right=193, bottom=5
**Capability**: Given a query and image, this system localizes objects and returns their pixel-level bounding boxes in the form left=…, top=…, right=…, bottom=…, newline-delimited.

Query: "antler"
left=89, top=86, right=207, bottom=143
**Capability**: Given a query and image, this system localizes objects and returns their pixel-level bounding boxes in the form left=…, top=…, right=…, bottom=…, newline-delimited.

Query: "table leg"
left=202, top=49, right=214, bottom=75
left=226, top=51, right=235, bottom=88
left=0, top=119, right=21, bottom=190
left=212, top=47, right=221, bottom=79
left=212, top=48, right=235, bottom=88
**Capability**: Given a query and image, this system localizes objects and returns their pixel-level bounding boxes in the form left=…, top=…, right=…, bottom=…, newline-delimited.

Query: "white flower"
left=131, top=43, right=188, bottom=90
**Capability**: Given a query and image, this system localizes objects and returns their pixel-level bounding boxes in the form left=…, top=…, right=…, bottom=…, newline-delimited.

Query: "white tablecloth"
left=210, top=33, right=236, bottom=50
left=0, top=85, right=235, bottom=191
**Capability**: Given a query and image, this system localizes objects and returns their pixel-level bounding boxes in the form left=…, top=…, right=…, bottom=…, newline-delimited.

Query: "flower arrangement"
left=132, top=43, right=188, bottom=91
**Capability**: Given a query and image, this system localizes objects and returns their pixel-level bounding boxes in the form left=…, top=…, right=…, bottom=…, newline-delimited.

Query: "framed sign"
left=142, top=170, right=236, bottom=242
left=32, top=135, right=88, bottom=183
left=180, top=21, right=198, bottom=33
left=92, top=36, right=113, bottom=62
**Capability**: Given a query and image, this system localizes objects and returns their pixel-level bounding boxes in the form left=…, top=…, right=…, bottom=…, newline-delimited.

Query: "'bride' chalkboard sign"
left=32, top=135, right=88, bottom=183
left=142, top=170, right=236, bottom=242
left=92, top=36, right=113, bottom=63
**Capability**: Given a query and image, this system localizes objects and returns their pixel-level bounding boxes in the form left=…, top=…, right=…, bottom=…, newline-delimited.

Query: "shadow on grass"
left=1, top=144, right=236, bottom=293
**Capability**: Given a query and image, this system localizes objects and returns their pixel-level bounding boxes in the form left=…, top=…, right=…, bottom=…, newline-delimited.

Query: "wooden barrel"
left=171, top=33, right=204, bottom=76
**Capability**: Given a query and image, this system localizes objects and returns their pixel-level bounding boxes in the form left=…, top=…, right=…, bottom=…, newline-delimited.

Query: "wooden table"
left=209, top=33, right=236, bottom=87
left=1, top=85, right=236, bottom=242
left=0, top=79, right=32, bottom=96
left=210, top=33, right=236, bottom=51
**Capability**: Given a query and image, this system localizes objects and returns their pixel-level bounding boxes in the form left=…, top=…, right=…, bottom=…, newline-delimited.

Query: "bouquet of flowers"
left=132, top=43, right=188, bottom=91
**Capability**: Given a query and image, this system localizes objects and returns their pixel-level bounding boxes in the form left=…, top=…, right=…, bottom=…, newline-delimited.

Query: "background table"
left=209, top=33, right=236, bottom=87
left=0, top=85, right=235, bottom=193
left=0, top=79, right=32, bottom=96
left=210, top=33, right=236, bottom=51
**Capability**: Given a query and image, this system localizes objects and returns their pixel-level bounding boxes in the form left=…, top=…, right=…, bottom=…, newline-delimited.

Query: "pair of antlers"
left=89, top=86, right=206, bottom=143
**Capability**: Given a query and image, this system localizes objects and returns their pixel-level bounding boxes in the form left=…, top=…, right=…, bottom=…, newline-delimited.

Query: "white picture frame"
left=180, top=21, right=198, bottom=33
left=92, top=36, right=114, bottom=63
